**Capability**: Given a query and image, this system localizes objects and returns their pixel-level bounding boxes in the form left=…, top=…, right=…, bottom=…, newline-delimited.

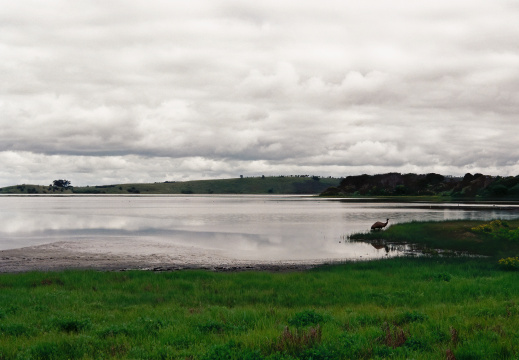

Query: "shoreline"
left=0, top=241, right=335, bottom=273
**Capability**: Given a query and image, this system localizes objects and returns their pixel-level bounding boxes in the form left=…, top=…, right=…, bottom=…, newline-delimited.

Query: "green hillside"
left=0, top=176, right=341, bottom=195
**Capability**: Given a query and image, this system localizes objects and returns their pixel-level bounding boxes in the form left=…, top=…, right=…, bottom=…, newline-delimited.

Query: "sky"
left=1, top=0, right=519, bottom=187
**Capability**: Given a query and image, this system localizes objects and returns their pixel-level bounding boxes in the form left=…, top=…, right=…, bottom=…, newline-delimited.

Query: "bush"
left=498, top=256, right=519, bottom=270
left=472, top=220, right=519, bottom=242
left=472, top=220, right=509, bottom=233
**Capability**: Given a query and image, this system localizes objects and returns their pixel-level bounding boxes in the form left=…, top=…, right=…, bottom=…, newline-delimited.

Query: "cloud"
left=1, top=0, right=519, bottom=186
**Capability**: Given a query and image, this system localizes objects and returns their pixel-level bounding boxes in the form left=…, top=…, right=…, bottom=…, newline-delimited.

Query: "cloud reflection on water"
left=1, top=196, right=518, bottom=260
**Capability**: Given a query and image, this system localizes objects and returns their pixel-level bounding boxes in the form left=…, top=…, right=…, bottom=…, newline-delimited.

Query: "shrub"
left=472, top=220, right=519, bottom=242
left=471, top=220, right=509, bottom=233
left=498, top=256, right=519, bottom=270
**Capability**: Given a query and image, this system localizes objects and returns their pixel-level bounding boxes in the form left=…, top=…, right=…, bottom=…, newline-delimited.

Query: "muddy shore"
left=0, top=240, right=332, bottom=273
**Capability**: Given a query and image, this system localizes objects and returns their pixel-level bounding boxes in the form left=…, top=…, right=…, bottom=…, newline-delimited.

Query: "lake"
left=1, top=195, right=519, bottom=261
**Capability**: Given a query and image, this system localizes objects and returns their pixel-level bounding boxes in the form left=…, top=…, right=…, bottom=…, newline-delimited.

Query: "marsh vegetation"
left=349, top=219, right=519, bottom=258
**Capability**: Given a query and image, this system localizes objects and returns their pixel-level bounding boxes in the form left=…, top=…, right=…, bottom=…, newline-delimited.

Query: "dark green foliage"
left=0, top=306, right=17, bottom=319
left=288, top=310, right=325, bottom=327
left=320, top=186, right=341, bottom=196
left=53, top=317, right=91, bottom=333
left=397, top=311, right=428, bottom=324
left=321, top=172, right=519, bottom=199
left=202, top=341, right=263, bottom=360
left=404, top=338, right=429, bottom=351
left=197, top=320, right=227, bottom=334
left=97, top=324, right=133, bottom=338
left=52, top=179, right=71, bottom=188
left=0, top=323, right=34, bottom=337
left=329, top=172, right=459, bottom=197
left=139, top=317, right=168, bottom=334
left=430, top=273, right=452, bottom=282
left=394, top=184, right=408, bottom=195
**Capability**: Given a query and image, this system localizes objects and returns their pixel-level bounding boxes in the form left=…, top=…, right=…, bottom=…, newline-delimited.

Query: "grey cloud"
left=1, top=0, right=519, bottom=186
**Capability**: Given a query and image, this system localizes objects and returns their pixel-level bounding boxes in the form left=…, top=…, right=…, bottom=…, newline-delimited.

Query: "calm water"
left=1, top=195, right=519, bottom=260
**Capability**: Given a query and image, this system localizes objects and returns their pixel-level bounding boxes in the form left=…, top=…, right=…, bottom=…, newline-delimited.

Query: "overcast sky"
left=1, top=0, right=518, bottom=186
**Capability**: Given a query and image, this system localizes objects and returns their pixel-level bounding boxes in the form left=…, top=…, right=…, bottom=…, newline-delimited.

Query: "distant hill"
left=0, top=176, right=341, bottom=195
left=320, top=172, right=519, bottom=199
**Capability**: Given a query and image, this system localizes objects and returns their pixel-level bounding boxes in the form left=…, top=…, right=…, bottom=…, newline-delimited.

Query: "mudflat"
left=0, top=240, right=323, bottom=273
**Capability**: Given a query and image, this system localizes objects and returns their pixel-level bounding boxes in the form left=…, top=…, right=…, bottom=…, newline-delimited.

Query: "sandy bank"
left=0, top=240, right=330, bottom=273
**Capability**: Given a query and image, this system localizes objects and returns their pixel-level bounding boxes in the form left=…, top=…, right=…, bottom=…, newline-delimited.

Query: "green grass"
left=1, top=257, right=519, bottom=359
left=349, top=219, right=519, bottom=258
left=0, top=176, right=341, bottom=195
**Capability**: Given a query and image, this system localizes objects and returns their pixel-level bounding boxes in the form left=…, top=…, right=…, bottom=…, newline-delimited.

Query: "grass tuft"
left=271, top=325, right=322, bottom=355
left=288, top=310, right=325, bottom=328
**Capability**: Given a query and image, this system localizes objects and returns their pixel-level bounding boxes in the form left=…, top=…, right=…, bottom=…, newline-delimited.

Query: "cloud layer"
left=1, top=0, right=519, bottom=186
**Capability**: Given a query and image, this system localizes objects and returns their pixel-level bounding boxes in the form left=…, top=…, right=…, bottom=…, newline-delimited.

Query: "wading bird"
left=371, top=218, right=389, bottom=230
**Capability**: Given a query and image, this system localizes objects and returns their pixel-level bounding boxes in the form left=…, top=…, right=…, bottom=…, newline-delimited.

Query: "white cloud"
left=1, top=0, right=519, bottom=187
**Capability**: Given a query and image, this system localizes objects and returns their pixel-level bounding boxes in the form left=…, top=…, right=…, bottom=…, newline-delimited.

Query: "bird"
left=371, top=218, right=389, bottom=230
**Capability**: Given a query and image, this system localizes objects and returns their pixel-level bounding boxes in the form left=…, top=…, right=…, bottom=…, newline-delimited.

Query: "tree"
left=53, top=179, right=72, bottom=188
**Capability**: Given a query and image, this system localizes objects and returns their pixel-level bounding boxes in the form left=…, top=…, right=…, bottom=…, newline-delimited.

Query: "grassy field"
left=2, top=220, right=519, bottom=359
left=0, top=177, right=341, bottom=195
left=1, top=257, right=519, bottom=359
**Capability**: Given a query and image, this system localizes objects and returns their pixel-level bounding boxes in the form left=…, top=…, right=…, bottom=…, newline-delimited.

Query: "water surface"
left=1, top=195, right=518, bottom=261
